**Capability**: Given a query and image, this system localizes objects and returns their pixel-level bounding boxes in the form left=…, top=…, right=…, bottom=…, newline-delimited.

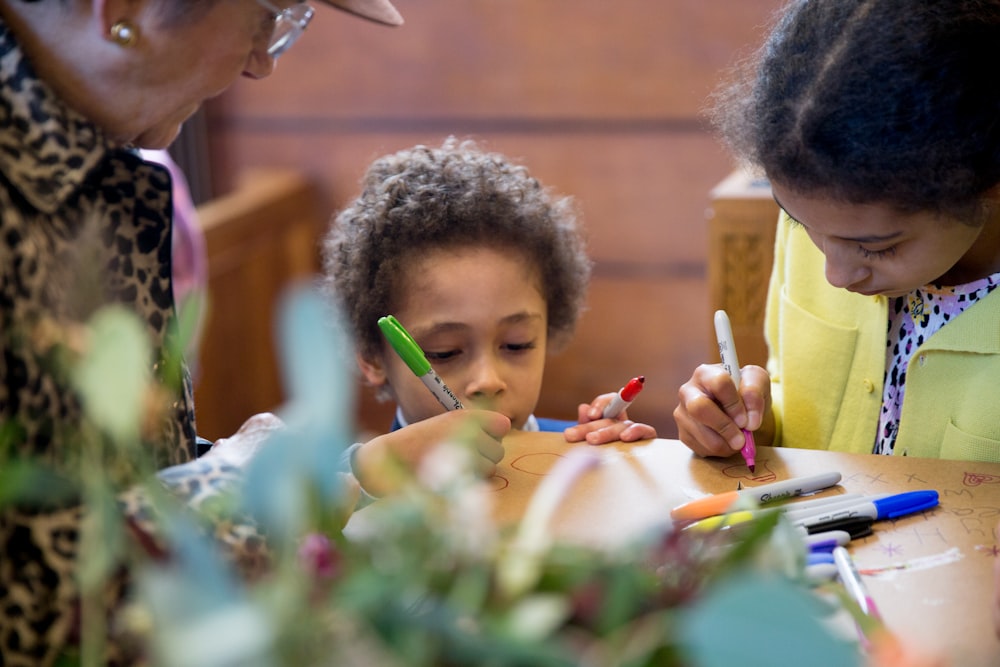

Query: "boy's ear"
left=356, top=352, right=388, bottom=387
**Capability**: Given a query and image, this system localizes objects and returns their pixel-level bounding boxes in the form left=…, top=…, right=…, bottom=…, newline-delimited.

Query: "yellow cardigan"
left=765, top=213, right=1000, bottom=462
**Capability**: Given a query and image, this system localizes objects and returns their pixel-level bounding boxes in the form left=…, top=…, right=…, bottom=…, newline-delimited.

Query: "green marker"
left=378, top=315, right=464, bottom=411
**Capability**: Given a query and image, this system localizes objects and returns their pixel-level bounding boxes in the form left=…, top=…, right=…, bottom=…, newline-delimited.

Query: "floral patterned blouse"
left=875, top=273, right=1000, bottom=454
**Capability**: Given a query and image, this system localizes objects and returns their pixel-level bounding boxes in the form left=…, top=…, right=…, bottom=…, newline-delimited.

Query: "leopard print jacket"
left=0, top=22, right=268, bottom=666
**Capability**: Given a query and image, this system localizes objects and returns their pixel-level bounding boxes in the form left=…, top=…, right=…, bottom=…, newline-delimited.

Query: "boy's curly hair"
left=322, top=137, right=592, bottom=363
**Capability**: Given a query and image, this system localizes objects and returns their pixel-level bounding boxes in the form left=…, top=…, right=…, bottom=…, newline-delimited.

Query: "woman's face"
left=359, top=247, right=549, bottom=430
left=111, top=0, right=282, bottom=147
left=770, top=182, right=991, bottom=296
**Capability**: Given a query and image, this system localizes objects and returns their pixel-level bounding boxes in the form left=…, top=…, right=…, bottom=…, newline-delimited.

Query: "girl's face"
left=107, top=0, right=280, bottom=148
left=360, top=247, right=549, bottom=430
left=771, top=183, right=994, bottom=297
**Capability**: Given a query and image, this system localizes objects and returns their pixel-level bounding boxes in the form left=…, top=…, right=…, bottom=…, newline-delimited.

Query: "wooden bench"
left=706, top=170, right=779, bottom=368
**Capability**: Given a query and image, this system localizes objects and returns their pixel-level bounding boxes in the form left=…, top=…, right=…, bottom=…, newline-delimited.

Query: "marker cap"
left=378, top=315, right=431, bottom=375
left=873, top=490, right=939, bottom=519
left=620, top=376, right=645, bottom=402
left=670, top=490, right=740, bottom=521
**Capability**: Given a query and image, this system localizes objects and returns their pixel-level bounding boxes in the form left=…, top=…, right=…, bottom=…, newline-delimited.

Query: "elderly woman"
left=0, top=0, right=408, bottom=664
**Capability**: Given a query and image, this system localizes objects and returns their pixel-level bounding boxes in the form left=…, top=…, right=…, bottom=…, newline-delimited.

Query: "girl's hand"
left=673, top=363, right=774, bottom=458
left=563, top=392, right=658, bottom=445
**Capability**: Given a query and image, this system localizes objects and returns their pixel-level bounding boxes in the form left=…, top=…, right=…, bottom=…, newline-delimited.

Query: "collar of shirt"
left=0, top=21, right=113, bottom=214
left=393, top=407, right=539, bottom=431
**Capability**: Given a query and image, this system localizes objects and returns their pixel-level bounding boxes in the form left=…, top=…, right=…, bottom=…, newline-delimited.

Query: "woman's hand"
left=563, top=393, right=658, bottom=445
left=673, top=363, right=774, bottom=458
left=204, top=412, right=286, bottom=468
left=353, top=409, right=511, bottom=496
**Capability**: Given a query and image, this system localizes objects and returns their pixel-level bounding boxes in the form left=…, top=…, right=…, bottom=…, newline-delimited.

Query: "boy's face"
left=360, top=246, right=548, bottom=430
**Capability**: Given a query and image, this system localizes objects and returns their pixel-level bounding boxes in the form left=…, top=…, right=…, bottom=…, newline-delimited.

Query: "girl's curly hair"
left=710, top=0, right=1000, bottom=223
left=322, top=137, right=592, bottom=362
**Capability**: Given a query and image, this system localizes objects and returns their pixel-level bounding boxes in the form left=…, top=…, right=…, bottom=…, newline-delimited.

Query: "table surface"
left=486, top=432, right=1000, bottom=666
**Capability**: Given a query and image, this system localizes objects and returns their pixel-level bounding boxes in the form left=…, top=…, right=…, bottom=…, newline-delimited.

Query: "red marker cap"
left=620, top=375, right=645, bottom=402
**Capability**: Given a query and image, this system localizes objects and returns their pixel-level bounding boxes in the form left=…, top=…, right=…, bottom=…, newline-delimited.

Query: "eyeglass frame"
left=256, top=0, right=315, bottom=57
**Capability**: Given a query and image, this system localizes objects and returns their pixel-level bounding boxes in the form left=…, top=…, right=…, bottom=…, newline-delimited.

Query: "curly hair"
left=710, top=0, right=1000, bottom=223
left=322, top=137, right=592, bottom=363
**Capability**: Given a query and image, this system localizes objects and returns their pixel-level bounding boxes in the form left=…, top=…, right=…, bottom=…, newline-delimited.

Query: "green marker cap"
left=378, top=315, right=431, bottom=376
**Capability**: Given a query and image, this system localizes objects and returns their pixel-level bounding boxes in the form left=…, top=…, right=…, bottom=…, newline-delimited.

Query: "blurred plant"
left=6, top=285, right=917, bottom=667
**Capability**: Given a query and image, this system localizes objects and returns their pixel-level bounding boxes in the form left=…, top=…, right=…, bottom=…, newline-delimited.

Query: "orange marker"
left=669, top=471, right=843, bottom=522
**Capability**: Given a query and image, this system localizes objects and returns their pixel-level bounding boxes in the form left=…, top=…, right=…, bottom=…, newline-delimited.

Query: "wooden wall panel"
left=210, top=132, right=732, bottom=265
left=215, top=0, right=780, bottom=119
left=541, top=275, right=709, bottom=435
left=194, top=171, right=327, bottom=441
left=196, top=0, right=787, bottom=440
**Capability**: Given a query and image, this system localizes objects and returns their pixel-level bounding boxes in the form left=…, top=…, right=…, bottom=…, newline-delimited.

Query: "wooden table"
left=487, top=432, right=1000, bottom=667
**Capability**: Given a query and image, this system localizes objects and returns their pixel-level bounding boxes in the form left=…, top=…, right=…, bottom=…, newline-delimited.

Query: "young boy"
left=323, top=138, right=656, bottom=494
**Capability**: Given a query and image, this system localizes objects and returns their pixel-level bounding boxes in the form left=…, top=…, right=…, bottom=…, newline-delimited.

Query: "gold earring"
left=110, top=21, right=139, bottom=47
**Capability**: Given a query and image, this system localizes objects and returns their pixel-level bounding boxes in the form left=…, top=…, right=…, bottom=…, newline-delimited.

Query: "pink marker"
left=603, top=375, right=645, bottom=419
left=714, top=310, right=757, bottom=472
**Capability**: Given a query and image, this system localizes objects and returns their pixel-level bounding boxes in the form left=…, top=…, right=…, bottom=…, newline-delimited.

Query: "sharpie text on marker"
left=669, top=471, right=843, bottom=521
left=792, top=490, right=939, bottom=529
left=714, top=309, right=756, bottom=472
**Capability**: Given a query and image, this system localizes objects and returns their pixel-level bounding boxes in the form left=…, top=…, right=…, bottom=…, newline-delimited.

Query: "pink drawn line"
left=859, top=547, right=964, bottom=578
left=963, top=471, right=1000, bottom=486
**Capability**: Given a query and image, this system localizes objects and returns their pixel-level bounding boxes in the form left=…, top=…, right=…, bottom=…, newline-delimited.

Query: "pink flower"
left=298, top=533, right=340, bottom=581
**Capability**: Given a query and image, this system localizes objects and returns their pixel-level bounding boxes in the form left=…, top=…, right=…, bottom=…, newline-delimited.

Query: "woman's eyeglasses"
left=257, top=0, right=315, bottom=57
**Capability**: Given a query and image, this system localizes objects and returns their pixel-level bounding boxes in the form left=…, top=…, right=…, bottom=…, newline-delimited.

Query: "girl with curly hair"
left=675, top=0, right=1000, bottom=464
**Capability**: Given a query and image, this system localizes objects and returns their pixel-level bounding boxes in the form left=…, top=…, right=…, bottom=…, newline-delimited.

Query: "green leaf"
left=275, top=284, right=354, bottom=438
left=241, top=428, right=311, bottom=543
left=242, top=286, right=359, bottom=542
left=77, top=483, right=126, bottom=590
left=161, top=510, right=245, bottom=604
left=71, top=306, right=151, bottom=447
left=679, top=574, right=860, bottom=667
left=0, top=461, right=78, bottom=507
left=501, top=593, right=571, bottom=642
left=174, top=287, right=207, bottom=360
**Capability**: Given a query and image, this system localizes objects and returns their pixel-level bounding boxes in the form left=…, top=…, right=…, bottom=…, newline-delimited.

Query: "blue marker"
left=794, top=490, right=939, bottom=529
left=805, top=529, right=853, bottom=553
left=807, top=551, right=836, bottom=566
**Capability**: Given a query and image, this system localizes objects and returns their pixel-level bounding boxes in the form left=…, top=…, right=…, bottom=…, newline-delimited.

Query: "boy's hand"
left=563, top=393, right=657, bottom=445
left=673, top=363, right=773, bottom=458
left=353, top=409, right=510, bottom=496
